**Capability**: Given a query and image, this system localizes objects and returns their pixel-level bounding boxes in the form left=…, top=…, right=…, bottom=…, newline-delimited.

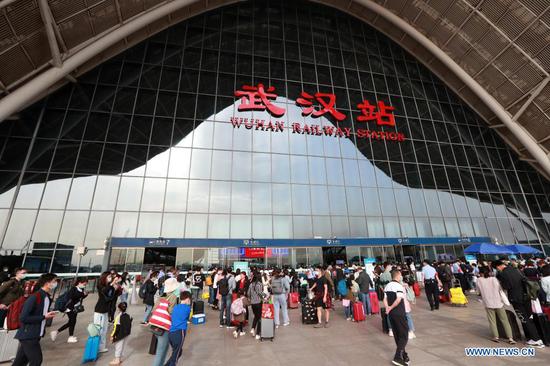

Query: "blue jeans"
left=219, top=294, right=231, bottom=326
left=143, top=304, right=153, bottom=323
left=344, top=304, right=353, bottom=318
left=406, top=312, right=414, bottom=332
left=359, top=291, right=371, bottom=315
left=273, top=294, right=289, bottom=326
left=165, top=330, right=186, bottom=366
left=152, top=331, right=170, bottom=366
left=208, top=287, right=215, bottom=305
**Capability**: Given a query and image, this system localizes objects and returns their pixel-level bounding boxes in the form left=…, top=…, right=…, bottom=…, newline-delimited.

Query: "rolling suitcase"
left=288, top=292, right=299, bottom=309
left=260, top=317, right=275, bottom=341
left=193, top=300, right=205, bottom=315
left=353, top=301, right=365, bottom=321
left=82, top=335, right=100, bottom=363
left=496, top=310, right=522, bottom=341
left=301, top=300, right=318, bottom=324
left=369, top=291, right=380, bottom=314
left=0, top=330, right=18, bottom=363
left=381, top=308, right=389, bottom=334
left=449, top=287, right=468, bottom=306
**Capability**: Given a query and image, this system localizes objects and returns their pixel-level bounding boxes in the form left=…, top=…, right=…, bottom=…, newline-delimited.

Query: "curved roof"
left=0, top=0, right=549, bottom=179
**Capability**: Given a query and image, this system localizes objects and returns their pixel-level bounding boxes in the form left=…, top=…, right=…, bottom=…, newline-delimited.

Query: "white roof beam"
left=38, top=0, right=62, bottom=68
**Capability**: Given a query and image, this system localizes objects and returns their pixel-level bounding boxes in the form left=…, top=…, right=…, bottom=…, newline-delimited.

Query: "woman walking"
left=476, top=266, right=516, bottom=344
left=247, top=271, right=264, bottom=340
left=50, top=277, right=88, bottom=343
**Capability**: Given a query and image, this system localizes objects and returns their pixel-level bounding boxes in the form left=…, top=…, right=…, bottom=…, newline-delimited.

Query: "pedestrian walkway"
left=41, top=293, right=549, bottom=365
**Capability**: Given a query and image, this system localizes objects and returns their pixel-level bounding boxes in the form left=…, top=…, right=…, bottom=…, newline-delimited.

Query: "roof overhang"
left=0, top=0, right=549, bottom=179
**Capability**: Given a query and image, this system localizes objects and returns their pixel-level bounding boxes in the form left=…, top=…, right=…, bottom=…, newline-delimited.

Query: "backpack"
left=54, top=290, right=71, bottom=312
left=139, top=282, right=147, bottom=299
left=271, top=278, right=284, bottom=295
left=6, top=293, right=41, bottom=330
left=523, top=278, right=540, bottom=301
left=337, top=279, right=347, bottom=296
left=231, top=298, right=244, bottom=315
left=218, top=278, right=229, bottom=296
left=437, top=268, right=449, bottom=282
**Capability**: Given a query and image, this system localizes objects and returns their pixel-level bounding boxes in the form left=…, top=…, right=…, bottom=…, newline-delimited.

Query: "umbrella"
left=463, top=243, right=514, bottom=255
left=504, top=244, right=542, bottom=255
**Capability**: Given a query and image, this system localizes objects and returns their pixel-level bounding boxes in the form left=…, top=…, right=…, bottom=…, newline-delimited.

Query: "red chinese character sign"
left=231, top=84, right=405, bottom=143
left=234, top=84, right=285, bottom=117
left=357, top=100, right=395, bottom=126
left=296, top=92, right=346, bottom=121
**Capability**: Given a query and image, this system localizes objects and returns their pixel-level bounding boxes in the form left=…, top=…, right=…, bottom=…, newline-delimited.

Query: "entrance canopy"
left=463, top=242, right=514, bottom=255
left=504, top=244, right=542, bottom=255
left=111, top=236, right=491, bottom=248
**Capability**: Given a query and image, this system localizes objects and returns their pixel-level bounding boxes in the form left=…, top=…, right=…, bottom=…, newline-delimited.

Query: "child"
left=165, top=291, right=192, bottom=366
left=343, top=277, right=355, bottom=321
left=230, top=290, right=247, bottom=338
left=110, top=302, right=132, bottom=365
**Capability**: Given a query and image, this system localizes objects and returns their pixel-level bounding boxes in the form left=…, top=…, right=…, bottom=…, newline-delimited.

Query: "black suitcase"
left=496, top=309, right=522, bottom=341
left=193, top=300, right=205, bottom=315
left=301, top=300, right=318, bottom=324
left=148, top=334, right=157, bottom=355
left=533, top=313, right=550, bottom=346
left=381, top=308, right=389, bottom=334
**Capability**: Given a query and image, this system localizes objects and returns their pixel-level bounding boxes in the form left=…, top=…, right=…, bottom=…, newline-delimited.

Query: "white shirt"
left=422, top=265, right=437, bottom=280
left=40, top=295, right=50, bottom=337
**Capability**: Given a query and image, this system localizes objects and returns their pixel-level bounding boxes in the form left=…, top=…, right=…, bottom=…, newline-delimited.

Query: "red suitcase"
left=369, top=291, right=380, bottom=314
left=412, top=282, right=421, bottom=297
left=288, top=292, right=299, bottom=309
left=439, top=294, right=449, bottom=303
left=543, top=306, right=550, bottom=322
left=353, top=301, right=365, bottom=321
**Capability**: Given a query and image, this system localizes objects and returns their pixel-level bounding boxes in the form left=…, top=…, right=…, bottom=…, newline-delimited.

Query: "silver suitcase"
left=0, top=330, right=18, bottom=363
left=260, top=318, right=274, bottom=341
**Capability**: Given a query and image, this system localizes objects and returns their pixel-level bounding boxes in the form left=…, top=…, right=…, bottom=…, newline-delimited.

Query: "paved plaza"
left=36, top=292, right=550, bottom=366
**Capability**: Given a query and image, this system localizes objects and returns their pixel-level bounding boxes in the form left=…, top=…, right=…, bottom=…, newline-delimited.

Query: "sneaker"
left=403, top=352, right=410, bottom=364
left=226, top=326, right=234, bottom=329
left=140, top=322, right=147, bottom=326
left=233, top=331, right=238, bottom=339
left=388, top=329, right=394, bottom=337
left=255, top=335, right=261, bottom=340
left=276, top=325, right=279, bottom=329
left=346, top=317, right=351, bottom=321
left=323, top=322, right=330, bottom=328
left=67, top=336, right=78, bottom=343
left=250, top=329, right=256, bottom=336
left=391, top=358, right=407, bottom=366
left=219, top=325, right=224, bottom=328
left=313, top=323, right=324, bottom=328
left=408, top=331, right=416, bottom=339
left=50, top=330, right=58, bottom=342
left=283, top=322, right=290, bottom=326
left=239, top=332, right=246, bottom=336
left=526, top=339, right=545, bottom=348
left=99, top=349, right=109, bottom=354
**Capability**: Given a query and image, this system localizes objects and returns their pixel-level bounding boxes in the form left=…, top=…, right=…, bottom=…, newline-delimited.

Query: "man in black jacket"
left=495, top=260, right=544, bottom=348
left=13, top=273, right=58, bottom=366
left=355, top=267, right=374, bottom=315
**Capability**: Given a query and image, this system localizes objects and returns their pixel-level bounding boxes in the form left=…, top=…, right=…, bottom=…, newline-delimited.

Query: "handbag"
left=148, top=299, right=172, bottom=331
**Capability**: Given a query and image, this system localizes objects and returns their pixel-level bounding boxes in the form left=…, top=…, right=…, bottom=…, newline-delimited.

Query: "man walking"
left=355, top=267, right=374, bottom=316
left=309, top=266, right=330, bottom=328
left=422, top=260, right=441, bottom=311
left=383, top=269, right=409, bottom=366
left=495, top=260, right=544, bottom=348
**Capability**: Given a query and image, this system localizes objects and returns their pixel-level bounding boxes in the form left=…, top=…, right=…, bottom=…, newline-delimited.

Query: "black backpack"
left=139, top=282, right=148, bottom=299
left=218, top=278, right=229, bottom=296
left=437, top=268, right=449, bottom=282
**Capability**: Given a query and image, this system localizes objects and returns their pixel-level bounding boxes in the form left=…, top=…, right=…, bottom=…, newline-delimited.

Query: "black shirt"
left=384, top=281, right=406, bottom=317
left=193, top=273, right=205, bottom=289
left=314, top=277, right=328, bottom=296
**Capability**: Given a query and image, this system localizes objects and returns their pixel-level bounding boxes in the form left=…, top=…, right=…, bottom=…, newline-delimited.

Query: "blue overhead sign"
left=110, top=236, right=492, bottom=248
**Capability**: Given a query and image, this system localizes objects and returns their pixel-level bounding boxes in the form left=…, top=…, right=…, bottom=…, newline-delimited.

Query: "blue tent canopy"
left=504, top=244, right=542, bottom=255
left=463, top=243, right=514, bottom=255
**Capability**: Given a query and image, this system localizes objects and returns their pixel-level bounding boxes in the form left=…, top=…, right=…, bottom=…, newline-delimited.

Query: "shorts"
left=314, top=295, right=331, bottom=309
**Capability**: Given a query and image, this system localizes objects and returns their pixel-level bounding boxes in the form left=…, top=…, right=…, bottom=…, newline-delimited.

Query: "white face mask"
left=50, top=282, right=58, bottom=291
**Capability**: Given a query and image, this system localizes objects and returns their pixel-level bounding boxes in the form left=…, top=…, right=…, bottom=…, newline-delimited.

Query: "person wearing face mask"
left=383, top=269, right=410, bottom=366
left=50, top=277, right=88, bottom=344
left=149, top=277, right=179, bottom=366
left=12, top=273, right=58, bottom=366
left=0, top=267, right=27, bottom=327
left=141, top=271, right=159, bottom=325
left=94, top=272, right=118, bottom=353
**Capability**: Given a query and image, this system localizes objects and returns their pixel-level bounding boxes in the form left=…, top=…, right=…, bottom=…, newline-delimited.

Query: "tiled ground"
left=35, top=291, right=550, bottom=366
